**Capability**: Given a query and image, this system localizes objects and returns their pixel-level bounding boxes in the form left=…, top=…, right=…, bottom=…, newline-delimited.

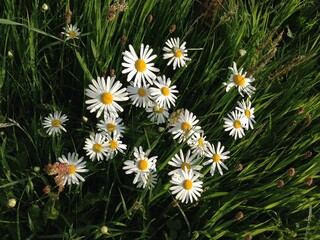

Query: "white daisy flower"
left=236, top=100, right=256, bottom=130
left=42, top=111, right=68, bottom=136
left=61, top=24, right=81, bottom=40
left=168, top=149, right=202, bottom=176
left=85, top=76, right=129, bottom=118
left=223, top=61, right=256, bottom=97
left=169, top=168, right=203, bottom=204
left=127, top=83, right=153, bottom=108
left=83, top=133, right=108, bottom=161
left=136, top=170, right=158, bottom=189
left=223, top=110, right=246, bottom=140
left=168, top=109, right=202, bottom=143
left=105, top=133, right=127, bottom=160
left=150, top=75, right=178, bottom=109
left=146, top=103, right=169, bottom=125
left=96, top=115, right=125, bottom=138
left=123, top=146, right=157, bottom=185
left=187, top=132, right=209, bottom=157
left=122, top=44, right=159, bottom=87
left=203, top=142, right=230, bottom=176
left=163, top=37, right=191, bottom=70
left=58, top=152, right=88, bottom=185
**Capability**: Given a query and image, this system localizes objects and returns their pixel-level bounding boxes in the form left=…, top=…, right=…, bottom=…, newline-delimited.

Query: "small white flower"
left=127, top=83, right=153, bottom=108
left=85, top=76, right=129, bottom=118
left=42, top=111, right=68, bottom=136
left=187, top=132, right=209, bottom=157
left=83, top=133, right=108, bottom=161
left=136, top=170, right=158, bottom=189
left=61, top=24, right=81, bottom=40
left=168, top=109, right=202, bottom=143
left=169, top=168, right=203, bottom=204
left=223, top=110, right=246, bottom=140
left=105, top=133, right=127, bottom=160
left=163, top=37, right=191, bottom=70
left=96, top=115, right=125, bottom=138
left=146, top=103, right=169, bottom=125
left=168, top=149, right=202, bottom=176
left=122, top=44, right=159, bottom=87
left=150, top=75, right=178, bottom=109
left=58, top=152, right=88, bottom=185
left=203, top=142, right=230, bottom=176
left=223, top=61, right=255, bottom=97
left=236, top=100, right=256, bottom=130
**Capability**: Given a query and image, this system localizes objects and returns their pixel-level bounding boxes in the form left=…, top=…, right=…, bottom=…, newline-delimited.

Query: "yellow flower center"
left=51, top=119, right=61, bottom=127
left=93, top=143, right=103, bottom=152
left=233, top=75, right=245, bottom=86
left=161, top=86, right=170, bottom=96
left=135, top=59, right=147, bottom=72
left=245, top=109, right=251, bottom=118
left=106, top=123, right=116, bottom=132
left=138, top=159, right=148, bottom=171
left=68, top=31, right=77, bottom=39
left=101, top=92, right=113, bottom=104
left=68, top=165, right=76, bottom=174
left=198, top=138, right=204, bottom=147
left=174, top=48, right=183, bottom=58
left=234, top=120, right=242, bottom=129
left=181, top=162, right=191, bottom=171
left=183, top=179, right=193, bottom=190
left=181, top=122, right=191, bottom=132
left=109, top=140, right=118, bottom=150
left=213, top=154, right=220, bottom=163
left=138, top=88, right=147, bottom=97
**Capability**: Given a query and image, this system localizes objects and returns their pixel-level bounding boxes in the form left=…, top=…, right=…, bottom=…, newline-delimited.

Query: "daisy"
left=146, top=103, right=169, bottom=125
left=187, top=132, right=209, bottom=157
left=223, top=61, right=256, bottom=97
left=168, top=149, right=202, bottom=176
left=127, top=83, right=153, bottom=108
left=203, top=142, right=230, bottom=176
left=223, top=110, right=246, bottom=139
left=150, top=75, right=178, bottom=109
left=168, top=109, right=202, bottom=143
left=123, top=146, right=157, bottom=185
left=85, top=76, right=129, bottom=118
left=83, top=133, right=108, bottom=161
left=58, top=152, right=88, bottom=185
left=105, top=133, right=127, bottom=159
left=169, top=168, right=203, bottom=204
left=236, top=100, right=256, bottom=130
left=136, top=170, right=158, bottom=189
left=122, top=44, right=159, bottom=87
left=61, top=24, right=81, bottom=40
left=163, top=37, right=191, bottom=70
left=97, top=115, right=125, bottom=138
left=42, top=111, right=68, bottom=136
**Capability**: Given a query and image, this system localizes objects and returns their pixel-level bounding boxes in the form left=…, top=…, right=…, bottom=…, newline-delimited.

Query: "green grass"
left=0, top=0, right=320, bottom=239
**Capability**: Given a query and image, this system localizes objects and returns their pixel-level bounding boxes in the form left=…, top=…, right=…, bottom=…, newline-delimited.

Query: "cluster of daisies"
left=42, top=36, right=257, bottom=203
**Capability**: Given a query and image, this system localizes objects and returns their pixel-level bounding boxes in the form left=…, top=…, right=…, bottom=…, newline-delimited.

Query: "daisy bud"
left=287, top=167, right=295, bottom=177
left=302, top=151, right=312, bottom=159
left=100, top=226, right=109, bottom=235
left=244, top=234, right=253, bottom=240
left=296, top=106, right=304, bottom=115
left=33, top=166, right=40, bottom=173
left=235, top=211, right=244, bottom=221
left=238, top=49, right=247, bottom=57
left=107, top=10, right=116, bottom=21
left=41, top=3, right=49, bottom=12
left=235, top=163, right=243, bottom=172
left=147, top=15, right=153, bottom=23
left=109, top=68, right=116, bottom=77
left=169, top=24, right=176, bottom=33
left=277, top=179, right=284, bottom=188
left=82, top=116, right=88, bottom=123
left=65, top=9, right=72, bottom=24
left=304, top=176, right=313, bottom=186
left=7, top=50, right=14, bottom=59
left=7, top=198, right=17, bottom=208
left=158, top=127, right=165, bottom=132
left=133, top=200, right=143, bottom=210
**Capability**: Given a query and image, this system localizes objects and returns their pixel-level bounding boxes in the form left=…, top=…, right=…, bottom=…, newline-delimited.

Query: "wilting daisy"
left=122, top=44, right=159, bottom=87
left=136, top=170, right=158, bottom=189
left=85, top=76, right=129, bottom=118
left=127, top=83, right=153, bottom=108
left=42, top=111, right=68, bottom=136
left=83, top=133, right=108, bottom=161
left=168, top=109, right=202, bottom=143
left=223, top=61, right=256, bottom=97
left=223, top=110, right=246, bottom=140
left=123, top=146, right=157, bottom=185
left=58, top=152, right=88, bottom=185
left=61, top=24, right=81, bottom=40
left=146, top=103, right=169, bottom=125
left=203, top=142, right=230, bottom=176
left=187, top=132, right=209, bottom=157
left=168, top=149, right=202, bottom=176
left=236, top=100, right=256, bottom=130
left=97, top=115, right=125, bottom=138
left=150, top=75, right=178, bottom=109
left=169, top=168, right=203, bottom=204
left=163, top=37, right=191, bottom=70
left=105, top=133, right=127, bottom=159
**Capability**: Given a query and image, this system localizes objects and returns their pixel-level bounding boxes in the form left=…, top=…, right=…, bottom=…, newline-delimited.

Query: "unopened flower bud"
left=169, top=24, right=176, bottom=33
left=65, top=9, right=72, bottom=24
left=296, top=107, right=304, bottom=115
left=100, top=226, right=109, bottom=234
left=287, top=167, right=295, bottom=177
left=8, top=50, right=14, bottom=59
left=121, top=35, right=127, bottom=46
left=244, top=234, right=253, bottom=240
left=43, top=185, right=51, bottom=194
left=109, top=69, right=115, bottom=77
left=82, top=116, right=88, bottom=123
left=41, top=3, right=49, bottom=12
left=33, top=166, right=41, bottom=173
left=147, top=15, right=153, bottom=23
left=236, top=163, right=243, bottom=172
left=8, top=198, right=17, bottom=208
left=239, top=49, right=247, bottom=57
left=277, top=179, right=284, bottom=188
left=305, top=176, right=313, bottom=186
left=235, top=211, right=244, bottom=221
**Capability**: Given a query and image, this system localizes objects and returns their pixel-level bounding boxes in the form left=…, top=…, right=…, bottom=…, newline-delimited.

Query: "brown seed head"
left=169, top=24, right=176, bottom=33
left=109, top=69, right=115, bottom=77
left=235, top=211, right=244, bottom=221
left=65, top=9, right=72, bottom=24
left=287, top=167, right=295, bottom=177
left=244, top=234, right=253, bottom=240
left=147, top=15, right=153, bottom=23
left=121, top=35, right=127, bottom=45
left=296, top=107, right=304, bottom=115
left=305, top=176, right=313, bottom=186
left=236, top=163, right=243, bottom=172
left=277, top=179, right=285, bottom=188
